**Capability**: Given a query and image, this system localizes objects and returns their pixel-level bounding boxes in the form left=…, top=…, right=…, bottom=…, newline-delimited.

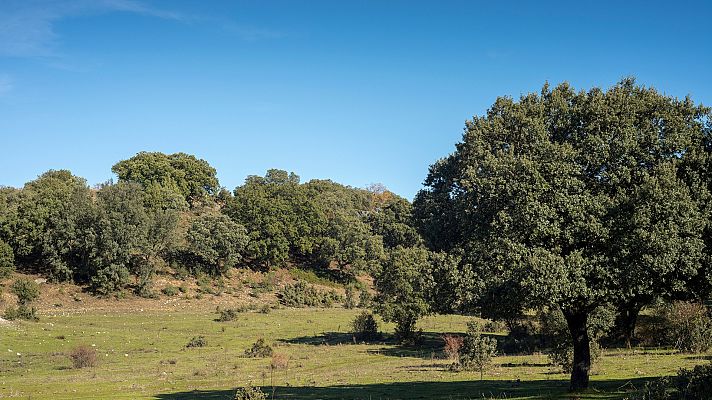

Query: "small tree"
left=12, top=278, right=39, bottom=305
left=457, top=321, right=497, bottom=380
left=374, top=247, right=433, bottom=344
left=351, top=311, right=380, bottom=341
left=5, top=277, right=40, bottom=321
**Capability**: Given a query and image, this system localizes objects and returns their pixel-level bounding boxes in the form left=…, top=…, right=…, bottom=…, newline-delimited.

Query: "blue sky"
left=1, top=0, right=710, bottom=199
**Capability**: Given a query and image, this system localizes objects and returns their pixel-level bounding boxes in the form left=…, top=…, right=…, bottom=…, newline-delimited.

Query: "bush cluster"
left=69, top=345, right=98, bottom=369
left=186, top=336, right=207, bottom=348
left=633, top=364, right=712, bottom=400
left=216, top=308, right=240, bottom=322
left=4, top=278, right=40, bottom=321
left=656, top=302, right=712, bottom=353
left=3, top=305, right=39, bottom=321
left=234, top=385, right=266, bottom=400
left=161, top=285, right=180, bottom=296
left=351, top=311, right=380, bottom=341
left=244, top=338, right=273, bottom=358
left=277, top=281, right=343, bottom=308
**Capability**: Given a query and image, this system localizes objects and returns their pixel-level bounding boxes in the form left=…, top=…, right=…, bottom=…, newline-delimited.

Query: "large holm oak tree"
left=414, top=79, right=712, bottom=390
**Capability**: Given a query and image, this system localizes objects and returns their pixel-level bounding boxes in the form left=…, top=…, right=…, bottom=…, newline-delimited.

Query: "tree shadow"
left=281, top=331, right=459, bottom=360
left=154, top=377, right=653, bottom=399
left=501, top=362, right=550, bottom=368
left=279, top=332, right=367, bottom=346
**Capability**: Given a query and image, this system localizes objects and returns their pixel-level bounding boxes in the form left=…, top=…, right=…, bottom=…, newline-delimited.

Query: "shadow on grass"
left=281, top=331, right=460, bottom=360
left=154, top=377, right=652, bottom=399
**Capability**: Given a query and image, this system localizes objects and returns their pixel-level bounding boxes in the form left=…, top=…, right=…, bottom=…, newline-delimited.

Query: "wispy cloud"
left=0, top=0, right=183, bottom=58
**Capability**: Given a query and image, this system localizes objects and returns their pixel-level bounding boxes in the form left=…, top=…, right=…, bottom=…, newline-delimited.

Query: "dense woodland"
left=3, top=79, right=712, bottom=394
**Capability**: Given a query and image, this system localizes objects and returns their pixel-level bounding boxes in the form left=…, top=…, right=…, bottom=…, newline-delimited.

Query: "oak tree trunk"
left=564, top=311, right=590, bottom=391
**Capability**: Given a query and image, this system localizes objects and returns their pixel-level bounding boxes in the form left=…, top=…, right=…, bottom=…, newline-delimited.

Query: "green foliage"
left=12, top=170, right=95, bottom=282
left=374, top=247, right=433, bottom=343
left=316, top=213, right=384, bottom=276
left=88, top=182, right=151, bottom=294
left=0, top=239, right=14, bottom=278
left=216, top=308, right=240, bottom=322
left=225, top=170, right=318, bottom=268
left=455, top=321, right=498, bottom=379
left=633, top=364, right=712, bottom=400
left=234, top=384, right=267, bottom=400
left=3, top=305, right=38, bottom=321
left=90, top=264, right=130, bottom=296
left=244, top=338, right=273, bottom=358
left=351, top=311, right=380, bottom=341
left=676, top=364, right=712, bottom=399
left=112, top=152, right=219, bottom=208
left=358, top=288, right=372, bottom=308
left=344, top=285, right=356, bottom=309
left=367, top=196, right=422, bottom=249
left=277, top=281, right=343, bottom=307
left=414, top=79, right=711, bottom=389
left=226, top=172, right=389, bottom=277
left=634, top=377, right=674, bottom=400
left=11, top=277, right=39, bottom=305
left=183, top=213, right=248, bottom=275
left=161, top=286, right=179, bottom=296
left=186, top=336, right=207, bottom=348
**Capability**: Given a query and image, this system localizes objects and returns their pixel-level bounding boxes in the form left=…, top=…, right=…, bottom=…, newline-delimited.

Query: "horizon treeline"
left=0, top=151, right=420, bottom=294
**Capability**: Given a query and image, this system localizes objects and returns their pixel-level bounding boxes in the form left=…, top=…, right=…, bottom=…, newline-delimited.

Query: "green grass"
left=0, top=308, right=707, bottom=399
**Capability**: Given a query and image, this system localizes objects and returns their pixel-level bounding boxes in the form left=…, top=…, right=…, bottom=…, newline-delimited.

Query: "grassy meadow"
left=1, top=297, right=708, bottom=399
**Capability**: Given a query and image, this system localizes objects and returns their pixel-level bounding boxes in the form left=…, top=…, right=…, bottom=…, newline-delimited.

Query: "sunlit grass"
left=0, top=307, right=707, bottom=399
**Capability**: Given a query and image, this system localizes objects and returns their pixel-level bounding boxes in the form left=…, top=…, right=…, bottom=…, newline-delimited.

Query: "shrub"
left=162, top=285, right=179, bottom=296
left=11, top=278, right=40, bottom=306
left=632, top=364, right=712, bottom=400
left=442, top=334, right=464, bottom=360
left=634, top=377, right=673, bottom=400
left=234, top=385, right=266, bottom=400
left=186, top=336, right=207, bottom=348
left=3, top=305, right=38, bottom=321
left=358, top=289, right=372, bottom=308
left=351, top=311, right=380, bottom=341
left=217, top=308, right=240, bottom=322
left=344, top=285, right=356, bottom=309
left=456, top=321, right=497, bottom=379
left=270, top=353, right=289, bottom=369
left=69, top=345, right=97, bottom=369
left=676, top=363, right=712, bottom=398
left=658, top=301, right=712, bottom=353
left=90, top=264, right=130, bottom=296
left=278, top=281, right=343, bottom=308
left=244, top=338, right=273, bottom=358
left=0, top=240, right=14, bottom=278
left=393, top=315, right=423, bottom=345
